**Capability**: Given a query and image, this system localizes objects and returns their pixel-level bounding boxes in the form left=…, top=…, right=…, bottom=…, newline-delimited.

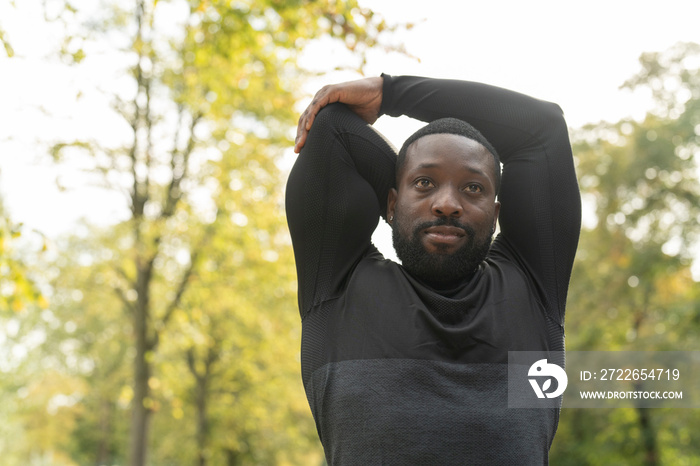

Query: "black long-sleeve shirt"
left=286, top=75, right=581, bottom=465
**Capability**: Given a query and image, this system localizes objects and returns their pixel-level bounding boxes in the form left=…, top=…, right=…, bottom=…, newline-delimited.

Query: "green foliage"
left=550, top=42, right=700, bottom=465
left=0, top=0, right=16, bottom=57
left=0, top=199, right=47, bottom=314
left=0, top=28, right=14, bottom=57
left=1, top=0, right=402, bottom=464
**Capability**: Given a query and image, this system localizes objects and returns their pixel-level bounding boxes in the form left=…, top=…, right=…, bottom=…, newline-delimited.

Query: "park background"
left=1, top=0, right=699, bottom=464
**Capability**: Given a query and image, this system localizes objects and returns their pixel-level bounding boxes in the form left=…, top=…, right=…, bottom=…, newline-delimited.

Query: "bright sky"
left=1, top=0, right=699, bottom=259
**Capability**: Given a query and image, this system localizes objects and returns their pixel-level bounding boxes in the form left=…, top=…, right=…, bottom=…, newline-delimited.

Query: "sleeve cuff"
left=379, top=73, right=394, bottom=117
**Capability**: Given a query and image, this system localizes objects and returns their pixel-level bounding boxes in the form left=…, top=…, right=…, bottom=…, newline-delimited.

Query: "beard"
left=392, top=216, right=493, bottom=286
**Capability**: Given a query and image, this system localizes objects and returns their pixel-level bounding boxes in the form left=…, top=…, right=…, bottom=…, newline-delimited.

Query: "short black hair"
left=396, top=118, right=501, bottom=195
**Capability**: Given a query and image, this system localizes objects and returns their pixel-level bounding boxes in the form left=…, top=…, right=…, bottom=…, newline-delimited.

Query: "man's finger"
left=294, top=114, right=305, bottom=153
left=294, top=86, right=338, bottom=153
left=305, top=95, right=326, bottom=131
left=295, top=120, right=307, bottom=153
left=294, top=131, right=306, bottom=153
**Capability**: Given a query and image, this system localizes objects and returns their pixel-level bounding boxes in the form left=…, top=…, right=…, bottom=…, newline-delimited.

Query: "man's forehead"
left=405, top=133, right=492, bottom=166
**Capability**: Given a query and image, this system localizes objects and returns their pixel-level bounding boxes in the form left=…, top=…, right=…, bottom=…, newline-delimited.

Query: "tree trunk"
left=129, top=332, right=151, bottom=465
left=187, top=346, right=216, bottom=466
left=96, top=398, right=112, bottom=465
left=130, top=263, right=153, bottom=466
left=196, top=374, right=208, bottom=466
left=225, top=449, right=241, bottom=466
left=637, top=407, right=658, bottom=466
left=632, top=291, right=657, bottom=465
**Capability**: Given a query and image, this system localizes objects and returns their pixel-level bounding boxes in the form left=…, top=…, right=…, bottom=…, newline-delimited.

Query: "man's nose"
left=431, top=188, right=462, bottom=217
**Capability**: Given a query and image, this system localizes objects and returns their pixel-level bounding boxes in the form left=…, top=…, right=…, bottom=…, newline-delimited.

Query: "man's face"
left=387, top=133, right=501, bottom=285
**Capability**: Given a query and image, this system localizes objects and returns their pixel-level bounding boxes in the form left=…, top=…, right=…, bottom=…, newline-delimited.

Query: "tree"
left=45, top=228, right=133, bottom=465
left=550, top=42, right=700, bottom=465
left=154, top=139, right=313, bottom=465
left=3, top=0, right=406, bottom=464
left=0, top=200, right=56, bottom=465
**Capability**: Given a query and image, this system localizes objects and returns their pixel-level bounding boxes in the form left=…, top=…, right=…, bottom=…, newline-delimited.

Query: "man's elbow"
left=532, top=100, right=569, bottom=141
left=541, top=101, right=567, bottom=127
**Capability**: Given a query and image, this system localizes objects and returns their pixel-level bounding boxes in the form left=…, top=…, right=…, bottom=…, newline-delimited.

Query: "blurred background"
left=0, top=1, right=699, bottom=464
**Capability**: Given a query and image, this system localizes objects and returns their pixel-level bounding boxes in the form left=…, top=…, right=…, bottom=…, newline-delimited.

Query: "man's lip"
left=423, top=225, right=467, bottom=245
left=423, top=225, right=466, bottom=237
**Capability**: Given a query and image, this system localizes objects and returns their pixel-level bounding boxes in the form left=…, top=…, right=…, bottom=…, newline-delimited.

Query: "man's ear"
left=387, top=188, right=398, bottom=224
left=492, top=201, right=501, bottom=232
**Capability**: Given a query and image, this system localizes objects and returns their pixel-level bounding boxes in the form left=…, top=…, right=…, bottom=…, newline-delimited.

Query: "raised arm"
left=380, top=74, right=581, bottom=324
left=286, top=102, right=396, bottom=316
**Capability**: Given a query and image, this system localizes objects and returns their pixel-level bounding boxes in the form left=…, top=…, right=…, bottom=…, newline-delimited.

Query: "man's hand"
left=294, top=76, right=383, bottom=153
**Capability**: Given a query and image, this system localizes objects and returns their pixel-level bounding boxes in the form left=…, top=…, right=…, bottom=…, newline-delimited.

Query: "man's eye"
left=414, top=179, right=434, bottom=189
left=465, top=184, right=483, bottom=193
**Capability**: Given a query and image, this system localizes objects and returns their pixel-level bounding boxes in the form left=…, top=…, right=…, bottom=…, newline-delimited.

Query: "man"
left=286, top=74, right=581, bottom=465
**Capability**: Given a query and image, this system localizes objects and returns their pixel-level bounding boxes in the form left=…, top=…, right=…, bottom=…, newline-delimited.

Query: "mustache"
left=412, top=217, right=476, bottom=237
